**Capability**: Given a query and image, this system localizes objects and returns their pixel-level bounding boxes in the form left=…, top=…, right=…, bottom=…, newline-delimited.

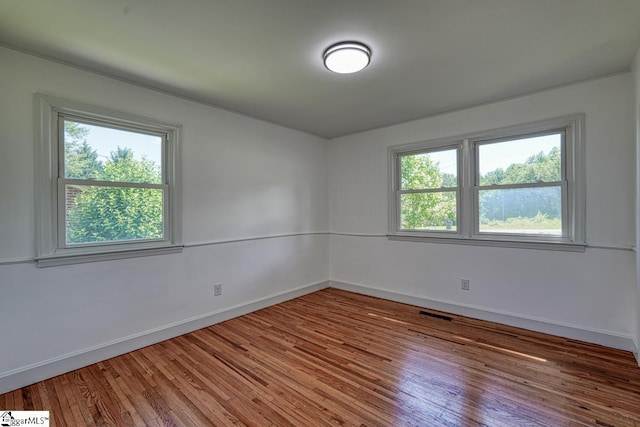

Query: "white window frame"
left=388, top=114, right=585, bottom=251
left=35, top=94, right=183, bottom=267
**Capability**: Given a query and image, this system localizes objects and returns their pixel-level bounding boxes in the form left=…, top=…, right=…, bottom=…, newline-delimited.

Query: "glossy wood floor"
left=2, top=288, right=640, bottom=426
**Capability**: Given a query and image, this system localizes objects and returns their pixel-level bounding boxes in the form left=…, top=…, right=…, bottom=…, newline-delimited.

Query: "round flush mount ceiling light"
left=323, top=41, right=371, bottom=74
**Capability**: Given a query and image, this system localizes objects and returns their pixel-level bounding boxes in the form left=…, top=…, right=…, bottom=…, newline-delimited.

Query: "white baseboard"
left=330, top=280, right=637, bottom=353
left=3, top=278, right=636, bottom=395
left=0, top=281, right=329, bottom=395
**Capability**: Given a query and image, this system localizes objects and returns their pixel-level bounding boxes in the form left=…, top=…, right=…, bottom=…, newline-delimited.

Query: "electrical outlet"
left=214, top=283, right=222, bottom=296
left=461, top=279, right=470, bottom=291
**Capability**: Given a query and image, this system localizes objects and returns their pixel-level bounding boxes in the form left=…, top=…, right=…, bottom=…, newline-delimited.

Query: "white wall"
left=1, top=45, right=638, bottom=393
left=0, top=47, right=329, bottom=391
left=329, top=73, right=637, bottom=350
left=633, top=48, right=640, bottom=361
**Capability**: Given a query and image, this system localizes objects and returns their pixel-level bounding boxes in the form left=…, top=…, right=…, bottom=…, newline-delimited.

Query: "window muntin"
left=398, top=147, right=459, bottom=232
left=388, top=115, right=585, bottom=249
left=474, top=132, right=565, bottom=238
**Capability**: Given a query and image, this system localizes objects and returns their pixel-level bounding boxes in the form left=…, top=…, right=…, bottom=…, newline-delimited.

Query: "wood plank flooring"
left=2, top=288, right=640, bottom=426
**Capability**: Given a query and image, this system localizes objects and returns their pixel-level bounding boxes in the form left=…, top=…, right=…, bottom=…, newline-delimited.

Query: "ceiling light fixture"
left=323, top=41, right=371, bottom=74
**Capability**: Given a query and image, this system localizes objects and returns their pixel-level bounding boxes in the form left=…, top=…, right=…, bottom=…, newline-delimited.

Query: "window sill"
left=387, top=234, right=586, bottom=252
left=35, top=244, right=184, bottom=268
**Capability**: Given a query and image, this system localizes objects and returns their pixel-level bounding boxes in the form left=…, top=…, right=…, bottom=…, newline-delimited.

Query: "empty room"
left=1, top=1, right=640, bottom=425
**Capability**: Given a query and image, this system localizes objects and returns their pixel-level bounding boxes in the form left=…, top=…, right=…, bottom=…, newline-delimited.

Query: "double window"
left=35, top=95, right=182, bottom=266
left=389, top=115, right=585, bottom=250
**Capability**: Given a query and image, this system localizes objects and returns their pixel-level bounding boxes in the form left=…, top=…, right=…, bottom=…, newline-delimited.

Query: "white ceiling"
left=1, top=0, right=640, bottom=138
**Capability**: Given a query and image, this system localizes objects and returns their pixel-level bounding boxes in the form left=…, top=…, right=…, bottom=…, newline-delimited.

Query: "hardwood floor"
left=2, top=288, right=640, bottom=426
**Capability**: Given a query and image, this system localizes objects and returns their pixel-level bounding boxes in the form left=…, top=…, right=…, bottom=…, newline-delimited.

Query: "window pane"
left=478, top=133, right=561, bottom=185
left=400, top=191, right=457, bottom=231
left=64, top=120, right=162, bottom=184
left=478, top=186, right=562, bottom=235
left=401, top=149, right=457, bottom=190
left=65, top=185, right=164, bottom=245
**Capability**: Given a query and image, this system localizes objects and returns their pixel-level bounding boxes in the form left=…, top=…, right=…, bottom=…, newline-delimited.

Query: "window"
left=388, top=115, right=585, bottom=251
left=398, top=147, right=459, bottom=232
left=35, top=95, right=182, bottom=266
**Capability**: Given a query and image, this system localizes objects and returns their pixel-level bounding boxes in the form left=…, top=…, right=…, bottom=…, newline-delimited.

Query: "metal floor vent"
left=419, top=311, right=453, bottom=321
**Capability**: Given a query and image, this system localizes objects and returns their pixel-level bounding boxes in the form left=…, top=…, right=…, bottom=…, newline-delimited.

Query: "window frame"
left=388, top=114, right=585, bottom=251
left=35, top=94, right=183, bottom=267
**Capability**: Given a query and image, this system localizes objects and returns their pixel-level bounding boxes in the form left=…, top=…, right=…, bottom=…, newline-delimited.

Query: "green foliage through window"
left=478, top=146, right=562, bottom=233
left=63, top=122, right=164, bottom=245
left=399, top=143, right=562, bottom=233
left=64, top=122, right=103, bottom=180
left=399, top=150, right=457, bottom=230
left=479, top=146, right=561, bottom=186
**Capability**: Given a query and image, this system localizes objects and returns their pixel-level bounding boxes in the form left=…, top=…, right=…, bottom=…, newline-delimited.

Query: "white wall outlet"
left=461, top=279, right=470, bottom=291
left=214, top=283, right=222, bottom=296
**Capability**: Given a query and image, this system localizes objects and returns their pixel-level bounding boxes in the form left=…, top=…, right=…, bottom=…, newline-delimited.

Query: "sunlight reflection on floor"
left=365, top=311, right=549, bottom=425
left=453, top=335, right=547, bottom=362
